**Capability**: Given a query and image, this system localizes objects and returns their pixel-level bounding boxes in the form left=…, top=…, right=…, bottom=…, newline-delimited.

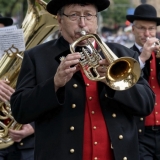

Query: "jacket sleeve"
left=102, top=43, right=155, bottom=116
left=114, top=77, right=155, bottom=116
left=10, top=50, right=64, bottom=124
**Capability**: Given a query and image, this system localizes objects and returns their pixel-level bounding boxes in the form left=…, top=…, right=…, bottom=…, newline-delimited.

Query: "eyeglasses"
left=62, top=13, right=97, bottom=21
left=133, top=25, right=156, bottom=33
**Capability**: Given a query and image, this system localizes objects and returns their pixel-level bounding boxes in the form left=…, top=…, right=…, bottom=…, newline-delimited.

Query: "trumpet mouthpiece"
left=81, top=30, right=86, bottom=36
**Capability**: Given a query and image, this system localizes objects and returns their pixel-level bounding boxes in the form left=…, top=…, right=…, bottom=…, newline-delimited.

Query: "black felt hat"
left=46, top=0, right=110, bottom=15
left=126, top=4, right=160, bottom=26
left=0, top=14, right=13, bottom=26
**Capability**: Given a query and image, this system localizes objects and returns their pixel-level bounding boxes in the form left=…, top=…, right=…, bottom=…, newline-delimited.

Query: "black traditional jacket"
left=130, top=44, right=160, bottom=83
left=11, top=37, right=155, bottom=160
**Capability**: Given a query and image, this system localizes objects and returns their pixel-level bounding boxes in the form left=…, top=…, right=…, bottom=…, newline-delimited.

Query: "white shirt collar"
left=134, top=42, right=143, bottom=52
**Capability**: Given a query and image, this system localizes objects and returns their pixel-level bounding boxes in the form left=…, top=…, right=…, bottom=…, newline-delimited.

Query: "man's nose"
left=78, top=17, right=86, bottom=27
left=144, top=29, right=150, bottom=36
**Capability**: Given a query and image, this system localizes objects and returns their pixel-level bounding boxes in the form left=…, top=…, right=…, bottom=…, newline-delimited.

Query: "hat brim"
left=46, top=0, right=110, bottom=15
left=0, top=17, right=13, bottom=26
left=126, top=15, right=160, bottom=26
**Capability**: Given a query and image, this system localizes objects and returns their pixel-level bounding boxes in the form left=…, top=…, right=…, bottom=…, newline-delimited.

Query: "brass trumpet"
left=152, top=39, right=160, bottom=58
left=147, top=37, right=160, bottom=58
left=70, top=31, right=141, bottom=90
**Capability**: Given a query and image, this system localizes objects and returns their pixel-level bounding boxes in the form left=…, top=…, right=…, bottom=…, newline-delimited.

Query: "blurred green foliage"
left=101, top=0, right=133, bottom=28
left=0, top=0, right=51, bottom=26
left=0, top=0, right=26, bottom=17
left=0, top=0, right=50, bottom=17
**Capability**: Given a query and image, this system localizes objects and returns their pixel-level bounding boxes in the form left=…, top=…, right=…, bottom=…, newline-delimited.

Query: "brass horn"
left=0, top=0, right=58, bottom=149
left=150, top=38, right=160, bottom=58
left=70, top=31, right=141, bottom=90
left=155, top=40, right=160, bottom=58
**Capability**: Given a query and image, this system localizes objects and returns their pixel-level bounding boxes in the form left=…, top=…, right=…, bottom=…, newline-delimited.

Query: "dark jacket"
left=11, top=37, right=155, bottom=160
left=130, top=45, right=150, bottom=82
left=130, top=45, right=160, bottom=136
left=130, top=44, right=160, bottom=83
left=130, top=45, right=148, bottom=136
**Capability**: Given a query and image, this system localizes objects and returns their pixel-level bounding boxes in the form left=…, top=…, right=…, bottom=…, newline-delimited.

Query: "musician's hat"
left=126, top=4, right=160, bottom=26
left=46, top=0, right=110, bottom=15
left=0, top=15, right=13, bottom=26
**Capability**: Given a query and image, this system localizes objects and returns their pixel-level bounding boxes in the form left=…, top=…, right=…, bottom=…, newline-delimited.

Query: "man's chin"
left=141, top=39, right=147, bottom=45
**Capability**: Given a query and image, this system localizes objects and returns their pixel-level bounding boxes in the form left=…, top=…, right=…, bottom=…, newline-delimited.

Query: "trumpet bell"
left=106, top=57, right=141, bottom=90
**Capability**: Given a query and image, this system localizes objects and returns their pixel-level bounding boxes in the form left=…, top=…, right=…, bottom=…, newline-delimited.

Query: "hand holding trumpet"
left=54, top=53, right=81, bottom=91
left=140, top=37, right=160, bottom=63
left=54, top=53, right=109, bottom=91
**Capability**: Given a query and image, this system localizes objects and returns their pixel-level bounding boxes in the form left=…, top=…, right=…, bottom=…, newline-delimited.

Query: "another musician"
left=0, top=15, right=34, bottom=160
left=126, top=4, right=160, bottom=160
left=11, top=0, right=155, bottom=160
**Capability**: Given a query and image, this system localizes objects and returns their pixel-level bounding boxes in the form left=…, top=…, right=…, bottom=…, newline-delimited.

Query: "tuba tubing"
left=0, top=0, right=58, bottom=149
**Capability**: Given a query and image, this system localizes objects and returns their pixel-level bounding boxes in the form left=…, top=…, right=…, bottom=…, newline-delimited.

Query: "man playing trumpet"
left=126, top=4, right=160, bottom=160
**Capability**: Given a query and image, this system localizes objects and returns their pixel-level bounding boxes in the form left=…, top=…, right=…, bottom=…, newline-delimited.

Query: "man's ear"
left=57, top=15, right=62, bottom=31
left=57, top=15, right=61, bottom=24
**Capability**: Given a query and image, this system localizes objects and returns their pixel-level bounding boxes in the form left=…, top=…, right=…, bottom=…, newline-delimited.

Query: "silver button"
left=119, top=135, right=123, bottom=139
left=89, top=97, right=92, bottom=100
left=70, top=126, right=74, bottom=131
left=70, top=149, right=75, bottom=153
left=140, top=117, right=143, bottom=121
left=91, top=111, right=95, bottom=114
left=72, top=104, right=76, bottom=108
left=94, top=142, right=98, bottom=145
left=93, top=126, right=97, bottom=130
left=20, top=142, right=23, bottom=146
left=73, top=84, right=78, bottom=88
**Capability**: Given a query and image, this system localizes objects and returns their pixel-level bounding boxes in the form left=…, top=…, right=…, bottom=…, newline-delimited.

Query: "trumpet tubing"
left=147, top=37, right=160, bottom=58
left=154, top=40, right=160, bottom=58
